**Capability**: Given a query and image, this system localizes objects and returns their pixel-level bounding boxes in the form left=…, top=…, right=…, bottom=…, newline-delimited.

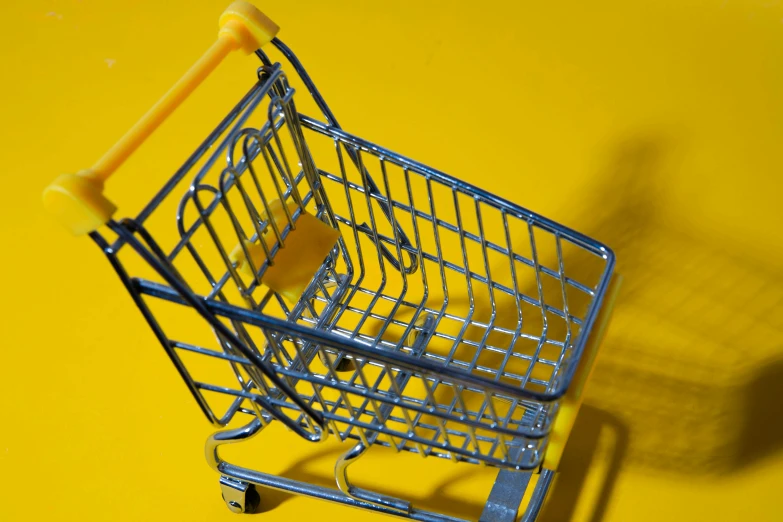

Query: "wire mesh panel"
left=106, top=55, right=614, bottom=471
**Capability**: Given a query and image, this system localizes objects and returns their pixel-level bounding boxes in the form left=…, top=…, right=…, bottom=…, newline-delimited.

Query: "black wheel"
left=244, top=485, right=261, bottom=514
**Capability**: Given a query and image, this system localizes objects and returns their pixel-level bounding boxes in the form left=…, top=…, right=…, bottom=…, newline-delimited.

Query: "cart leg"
left=478, top=468, right=555, bottom=522
left=206, top=417, right=268, bottom=513
left=335, top=441, right=412, bottom=513
left=518, top=469, right=555, bottom=522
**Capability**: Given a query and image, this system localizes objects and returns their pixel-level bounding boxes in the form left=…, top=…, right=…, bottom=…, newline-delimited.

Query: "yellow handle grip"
left=43, top=1, right=278, bottom=235
left=542, top=274, right=622, bottom=470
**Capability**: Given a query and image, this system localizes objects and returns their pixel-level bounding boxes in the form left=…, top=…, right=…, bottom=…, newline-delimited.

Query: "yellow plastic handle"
left=42, top=1, right=279, bottom=235
left=543, top=274, right=623, bottom=471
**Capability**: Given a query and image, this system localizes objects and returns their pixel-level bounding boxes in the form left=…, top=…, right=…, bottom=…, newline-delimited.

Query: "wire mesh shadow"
left=564, top=137, right=783, bottom=476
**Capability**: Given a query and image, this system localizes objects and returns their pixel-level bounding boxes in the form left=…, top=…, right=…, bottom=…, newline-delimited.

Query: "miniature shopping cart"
left=44, top=3, right=618, bottom=520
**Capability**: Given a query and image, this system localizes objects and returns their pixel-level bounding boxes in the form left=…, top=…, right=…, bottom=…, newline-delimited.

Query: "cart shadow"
left=517, top=138, right=783, bottom=522
left=570, top=137, right=783, bottom=477
left=535, top=357, right=783, bottom=522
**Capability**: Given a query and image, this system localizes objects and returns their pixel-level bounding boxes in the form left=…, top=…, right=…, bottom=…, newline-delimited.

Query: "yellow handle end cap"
left=219, top=1, right=279, bottom=54
left=43, top=171, right=117, bottom=235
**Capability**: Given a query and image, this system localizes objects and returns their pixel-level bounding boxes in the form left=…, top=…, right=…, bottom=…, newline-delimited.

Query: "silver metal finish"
left=521, top=470, right=556, bottom=522
left=479, top=468, right=556, bottom=522
left=88, top=34, right=615, bottom=521
left=479, top=469, right=533, bottom=521
left=335, top=442, right=412, bottom=513
left=224, top=462, right=463, bottom=522
left=220, top=476, right=253, bottom=514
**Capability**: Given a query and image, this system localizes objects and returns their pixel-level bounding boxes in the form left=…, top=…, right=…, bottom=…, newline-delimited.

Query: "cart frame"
left=44, top=3, right=619, bottom=520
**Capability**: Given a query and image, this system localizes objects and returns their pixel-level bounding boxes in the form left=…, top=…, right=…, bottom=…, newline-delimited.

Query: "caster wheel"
left=221, top=481, right=261, bottom=514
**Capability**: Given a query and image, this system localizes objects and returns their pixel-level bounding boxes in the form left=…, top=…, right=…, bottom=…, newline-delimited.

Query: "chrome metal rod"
left=220, top=462, right=464, bottom=522
left=205, top=417, right=266, bottom=472
left=520, top=469, right=556, bottom=522
left=335, top=441, right=412, bottom=513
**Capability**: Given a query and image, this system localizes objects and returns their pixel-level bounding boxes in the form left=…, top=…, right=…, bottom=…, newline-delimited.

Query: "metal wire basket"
left=44, top=3, right=616, bottom=520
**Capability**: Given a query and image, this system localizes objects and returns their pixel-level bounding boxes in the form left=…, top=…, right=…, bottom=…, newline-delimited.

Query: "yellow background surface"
left=2, top=0, right=782, bottom=520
